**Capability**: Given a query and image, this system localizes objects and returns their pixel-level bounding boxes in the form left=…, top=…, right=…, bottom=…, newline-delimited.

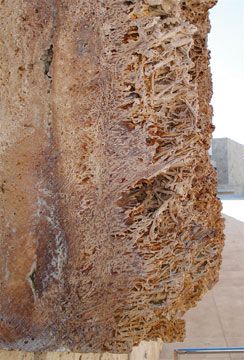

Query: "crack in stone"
left=40, top=44, right=53, bottom=78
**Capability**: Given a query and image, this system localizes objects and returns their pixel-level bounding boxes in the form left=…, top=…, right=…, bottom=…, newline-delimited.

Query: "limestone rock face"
left=0, top=0, right=224, bottom=354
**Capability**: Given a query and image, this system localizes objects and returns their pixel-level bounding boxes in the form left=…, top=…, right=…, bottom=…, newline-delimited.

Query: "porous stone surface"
left=0, top=0, right=224, bottom=354
left=0, top=338, right=163, bottom=360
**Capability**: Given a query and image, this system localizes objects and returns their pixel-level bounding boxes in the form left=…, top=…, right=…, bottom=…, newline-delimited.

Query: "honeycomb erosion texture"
left=0, top=0, right=225, bottom=354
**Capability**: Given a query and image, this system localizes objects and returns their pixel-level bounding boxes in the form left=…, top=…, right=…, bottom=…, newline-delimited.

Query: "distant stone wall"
left=217, top=184, right=244, bottom=196
left=212, top=138, right=228, bottom=184
left=212, top=138, right=244, bottom=195
left=228, top=139, right=244, bottom=188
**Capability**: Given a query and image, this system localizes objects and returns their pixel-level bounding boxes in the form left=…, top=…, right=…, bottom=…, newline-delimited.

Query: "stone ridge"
left=0, top=0, right=224, bottom=353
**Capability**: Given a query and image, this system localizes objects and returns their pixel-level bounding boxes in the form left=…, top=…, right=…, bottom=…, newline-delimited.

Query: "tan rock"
left=0, top=0, right=224, bottom=354
left=0, top=338, right=163, bottom=360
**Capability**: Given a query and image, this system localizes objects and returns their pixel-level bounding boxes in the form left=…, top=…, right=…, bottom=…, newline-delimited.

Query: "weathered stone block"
left=0, top=0, right=224, bottom=354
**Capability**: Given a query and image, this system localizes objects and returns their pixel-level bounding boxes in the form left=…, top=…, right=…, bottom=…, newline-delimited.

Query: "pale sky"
left=222, top=200, right=244, bottom=221
left=208, top=0, right=244, bottom=145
